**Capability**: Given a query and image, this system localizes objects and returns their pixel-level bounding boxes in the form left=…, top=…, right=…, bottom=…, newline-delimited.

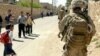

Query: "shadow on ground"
left=13, top=39, right=24, bottom=42
left=28, top=34, right=40, bottom=37
left=24, top=37, right=35, bottom=40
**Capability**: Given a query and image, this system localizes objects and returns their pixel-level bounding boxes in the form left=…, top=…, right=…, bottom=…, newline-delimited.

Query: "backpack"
left=59, top=15, right=89, bottom=42
left=0, top=31, right=10, bottom=44
left=65, top=16, right=89, bottom=47
left=71, top=18, right=88, bottom=35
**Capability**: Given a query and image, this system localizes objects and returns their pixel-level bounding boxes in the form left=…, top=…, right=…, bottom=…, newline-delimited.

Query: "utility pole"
left=52, top=0, right=53, bottom=14
left=52, top=0, right=57, bottom=15
left=31, top=0, right=33, bottom=17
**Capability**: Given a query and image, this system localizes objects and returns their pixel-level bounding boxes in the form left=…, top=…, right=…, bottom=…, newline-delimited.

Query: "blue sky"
left=40, top=0, right=66, bottom=6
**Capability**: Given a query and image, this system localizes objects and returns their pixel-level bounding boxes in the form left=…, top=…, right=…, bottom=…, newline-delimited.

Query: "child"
left=0, top=15, right=3, bottom=33
left=0, top=25, right=16, bottom=56
left=26, top=14, right=33, bottom=36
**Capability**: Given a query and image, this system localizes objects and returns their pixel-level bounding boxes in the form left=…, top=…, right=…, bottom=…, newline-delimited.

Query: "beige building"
left=40, top=2, right=57, bottom=14
left=0, top=0, right=3, bottom=3
left=40, top=3, right=53, bottom=10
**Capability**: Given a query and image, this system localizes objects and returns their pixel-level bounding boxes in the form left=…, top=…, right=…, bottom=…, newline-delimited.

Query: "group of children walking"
left=0, top=9, right=35, bottom=56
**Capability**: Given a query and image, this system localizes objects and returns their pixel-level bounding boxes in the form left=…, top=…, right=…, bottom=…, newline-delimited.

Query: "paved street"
left=0, top=16, right=64, bottom=56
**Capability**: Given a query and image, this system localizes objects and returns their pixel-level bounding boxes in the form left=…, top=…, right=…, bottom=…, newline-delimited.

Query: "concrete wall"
left=89, top=1, right=100, bottom=32
left=41, top=3, right=53, bottom=10
left=0, top=4, right=44, bottom=26
left=89, top=1, right=100, bottom=20
left=0, top=0, right=3, bottom=3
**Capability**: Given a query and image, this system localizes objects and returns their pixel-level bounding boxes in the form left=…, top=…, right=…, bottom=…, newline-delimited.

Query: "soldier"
left=58, top=6, right=68, bottom=38
left=59, top=0, right=96, bottom=56
left=58, top=6, right=66, bottom=21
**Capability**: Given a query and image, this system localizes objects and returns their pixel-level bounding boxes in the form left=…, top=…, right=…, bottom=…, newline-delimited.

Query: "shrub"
left=17, top=0, right=41, bottom=8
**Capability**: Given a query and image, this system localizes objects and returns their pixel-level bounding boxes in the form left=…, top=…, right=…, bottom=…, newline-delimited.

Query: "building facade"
left=0, top=0, right=3, bottom=3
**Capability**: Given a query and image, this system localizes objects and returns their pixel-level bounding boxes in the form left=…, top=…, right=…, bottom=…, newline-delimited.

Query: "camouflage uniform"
left=58, top=6, right=69, bottom=39
left=58, top=6, right=68, bottom=38
left=59, top=0, right=96, bottom=56
left=58, top=6, right=66, bottom=21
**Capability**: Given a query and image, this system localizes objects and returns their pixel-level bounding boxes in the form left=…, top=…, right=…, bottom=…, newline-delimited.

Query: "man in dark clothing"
left=0, top=15, right=3, bottom=33
left=41, top=11, right=44, bottom=18
left=5, top=9, right=12, bottom=25
left=18, top=11, right=26, bottom=38
left=46, top=12, right=49, bottom=16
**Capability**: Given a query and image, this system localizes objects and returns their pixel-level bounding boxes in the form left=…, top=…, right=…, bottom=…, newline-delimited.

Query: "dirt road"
left=0, top=16, right=100, bottom=56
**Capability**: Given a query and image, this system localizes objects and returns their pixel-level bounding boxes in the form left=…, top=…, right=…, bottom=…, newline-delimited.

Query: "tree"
left=3, top=0, right=8, bottom=3
left=66, top=0, right=72, bottom=7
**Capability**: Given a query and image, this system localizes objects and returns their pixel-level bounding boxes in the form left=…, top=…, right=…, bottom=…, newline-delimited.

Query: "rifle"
left=61, top=25, right=69, bottom=41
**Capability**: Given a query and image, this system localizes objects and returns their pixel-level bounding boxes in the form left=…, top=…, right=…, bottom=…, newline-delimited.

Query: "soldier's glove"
left=88, top=24, right=93, bottom=34
left=58, top=32, right=61, bottom=38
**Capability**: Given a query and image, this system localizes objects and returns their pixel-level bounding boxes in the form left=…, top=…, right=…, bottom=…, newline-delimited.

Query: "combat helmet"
left=71, top=0, right=87, bottom=9
left=61, top=6, right=65, bottom=10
